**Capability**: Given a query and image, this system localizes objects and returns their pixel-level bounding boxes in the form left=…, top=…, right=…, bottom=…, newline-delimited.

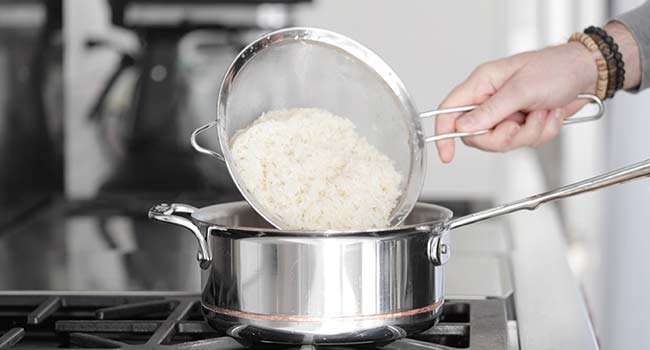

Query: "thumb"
left=455, top=80, right=531, bottom=133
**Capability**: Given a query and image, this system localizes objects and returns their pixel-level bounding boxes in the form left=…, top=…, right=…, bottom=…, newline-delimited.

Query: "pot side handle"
left=148, top=203, right=212, bottom=269
left=448, top=158, right=650, bottom=230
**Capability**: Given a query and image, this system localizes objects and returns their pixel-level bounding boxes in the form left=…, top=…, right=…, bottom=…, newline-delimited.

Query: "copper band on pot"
left=202, top=300, right=443, bottom=322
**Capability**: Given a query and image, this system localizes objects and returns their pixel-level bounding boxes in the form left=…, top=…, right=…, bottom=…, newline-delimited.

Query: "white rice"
left=230, top=108, right=402, bottom=230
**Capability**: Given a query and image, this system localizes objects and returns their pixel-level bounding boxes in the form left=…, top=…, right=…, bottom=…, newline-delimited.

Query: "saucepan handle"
left=191, top=121, right=225, bottom=161
left=419, top=93, right=605, bottom=143
left=447, top=158, right=650, bottom=230
left=426, top=227, right=451, bottom=266
left=148, top=203, right=212, bottom=269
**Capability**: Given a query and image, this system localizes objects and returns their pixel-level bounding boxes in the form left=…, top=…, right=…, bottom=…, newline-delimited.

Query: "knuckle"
left=471, top=63, right=493, bottom=78
left=461, top=137, right=475, bottom=147
left=466, top=136, right=498, bottom=152
left=498, top=124, right=521, bottom=151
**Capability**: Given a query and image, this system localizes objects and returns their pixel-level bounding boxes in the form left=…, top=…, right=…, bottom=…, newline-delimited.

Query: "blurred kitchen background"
left=0, top=0, right=648, bottom=349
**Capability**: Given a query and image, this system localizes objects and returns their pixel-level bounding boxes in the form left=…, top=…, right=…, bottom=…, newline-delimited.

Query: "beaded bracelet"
left=569, top=32, right=609, bottom=100
left=585, top=26, right=625, bottom=92
left=588, top=33, right=618, bottom=98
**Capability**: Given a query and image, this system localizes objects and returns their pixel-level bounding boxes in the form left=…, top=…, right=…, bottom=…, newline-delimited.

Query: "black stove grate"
left=0, top=293, right=508, bottom=350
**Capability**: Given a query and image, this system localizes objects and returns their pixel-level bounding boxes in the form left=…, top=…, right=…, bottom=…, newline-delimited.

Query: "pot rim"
left=191, top=201, right=453, bottom=237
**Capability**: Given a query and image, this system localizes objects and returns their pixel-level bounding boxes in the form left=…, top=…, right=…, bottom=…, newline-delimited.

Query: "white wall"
left=294, top=0, right=511, bottom=199
left=605, top=2, right=650, bottom=349
left=66, top=0, right=513, bottom=199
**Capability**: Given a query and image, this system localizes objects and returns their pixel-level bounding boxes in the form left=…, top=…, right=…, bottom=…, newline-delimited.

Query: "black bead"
left=616, top=61, right=624, bottom=68
left=604, top=36, right=614, bottom=44
left=611, top=43, right=619, bottom=51
left=614, top=52, right=622, bottom=60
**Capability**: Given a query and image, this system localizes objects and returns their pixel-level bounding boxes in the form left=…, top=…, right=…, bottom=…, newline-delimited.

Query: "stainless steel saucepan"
left=149, top=158, right=650, bottom=345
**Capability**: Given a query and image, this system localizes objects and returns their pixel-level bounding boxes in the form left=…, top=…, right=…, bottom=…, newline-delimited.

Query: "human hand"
left=435, top=42, right=599, bottom=163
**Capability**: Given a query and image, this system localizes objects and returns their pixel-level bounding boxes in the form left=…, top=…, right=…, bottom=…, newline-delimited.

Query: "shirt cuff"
left=612, top=1, right=650, bottom=92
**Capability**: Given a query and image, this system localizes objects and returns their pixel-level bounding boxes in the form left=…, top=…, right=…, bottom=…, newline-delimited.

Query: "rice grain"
left=230, top=108, right=402, bottom=230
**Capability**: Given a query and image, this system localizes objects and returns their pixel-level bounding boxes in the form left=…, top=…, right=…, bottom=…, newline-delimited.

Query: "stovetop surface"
left=0, top=292, right=509, bottom=350
left=0, top=195, right=486, bottom=292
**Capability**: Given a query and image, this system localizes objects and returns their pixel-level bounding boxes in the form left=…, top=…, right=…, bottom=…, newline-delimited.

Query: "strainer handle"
left=420, top=93, right=605, bottom=143
left=191, top=121, right=225, bottom=162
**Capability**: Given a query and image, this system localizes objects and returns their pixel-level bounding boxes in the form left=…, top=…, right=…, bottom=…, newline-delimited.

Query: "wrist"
left=605, top=21, right=642, bottom=90
left=566, top=41, right=600, bottom=95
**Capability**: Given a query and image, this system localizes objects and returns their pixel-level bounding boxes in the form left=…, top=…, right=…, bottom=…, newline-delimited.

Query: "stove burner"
left=0, top=293, right=509, bottom=349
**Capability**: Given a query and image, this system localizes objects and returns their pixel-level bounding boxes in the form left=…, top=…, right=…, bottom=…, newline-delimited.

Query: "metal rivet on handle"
left=429, top=231, right=451, bottom=266
left=155, top=203, right=169, bottom=211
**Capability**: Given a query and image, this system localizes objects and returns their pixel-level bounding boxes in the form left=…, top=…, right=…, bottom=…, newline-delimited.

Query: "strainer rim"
left=215, top=27, right=426, bottom=230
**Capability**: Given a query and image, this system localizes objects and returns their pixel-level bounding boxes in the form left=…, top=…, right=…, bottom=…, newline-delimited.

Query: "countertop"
left=492, top=149, right=599, bottom=350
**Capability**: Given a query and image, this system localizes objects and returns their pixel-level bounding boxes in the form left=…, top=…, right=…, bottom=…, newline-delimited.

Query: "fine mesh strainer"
left=190, top=27, right=605, bottom=229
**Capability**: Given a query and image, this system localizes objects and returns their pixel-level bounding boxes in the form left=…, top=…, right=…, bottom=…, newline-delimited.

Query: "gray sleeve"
left=613, top=1, right=650, bottom=91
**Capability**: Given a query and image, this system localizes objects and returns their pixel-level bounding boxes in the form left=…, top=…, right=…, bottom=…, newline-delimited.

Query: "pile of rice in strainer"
left=230, top=108, right=402, bottom=230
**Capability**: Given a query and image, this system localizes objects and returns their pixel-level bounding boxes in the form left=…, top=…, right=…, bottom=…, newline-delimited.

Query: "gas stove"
left=0, top=292, right=510, bottom=349
left=0, top=193, right=599, bottom=349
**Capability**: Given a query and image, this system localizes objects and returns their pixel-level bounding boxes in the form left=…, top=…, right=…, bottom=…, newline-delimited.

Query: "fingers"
left=509, top=110, right=549, bottom=148
left=434, top=61, right=511, bottom=163
left=434, top=57, right=532, bottom=162
left=434, top=108, right=459, bottom=164
left=536, top=109, right=564, bottom=145
left=448, top=106, right=574, bottom=153
left=462, top=111, right=525, bottom=147
left=532, top=97, right=591, bottom=146
left=455, top=78, right=532, bottom=133
left=558, top=99, right=589, bottom=121
left=434, top=81, right=487, bottom=163
left=461, top=119, right=521, bottom=152
left=463, top=109, right=565, bottom=151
